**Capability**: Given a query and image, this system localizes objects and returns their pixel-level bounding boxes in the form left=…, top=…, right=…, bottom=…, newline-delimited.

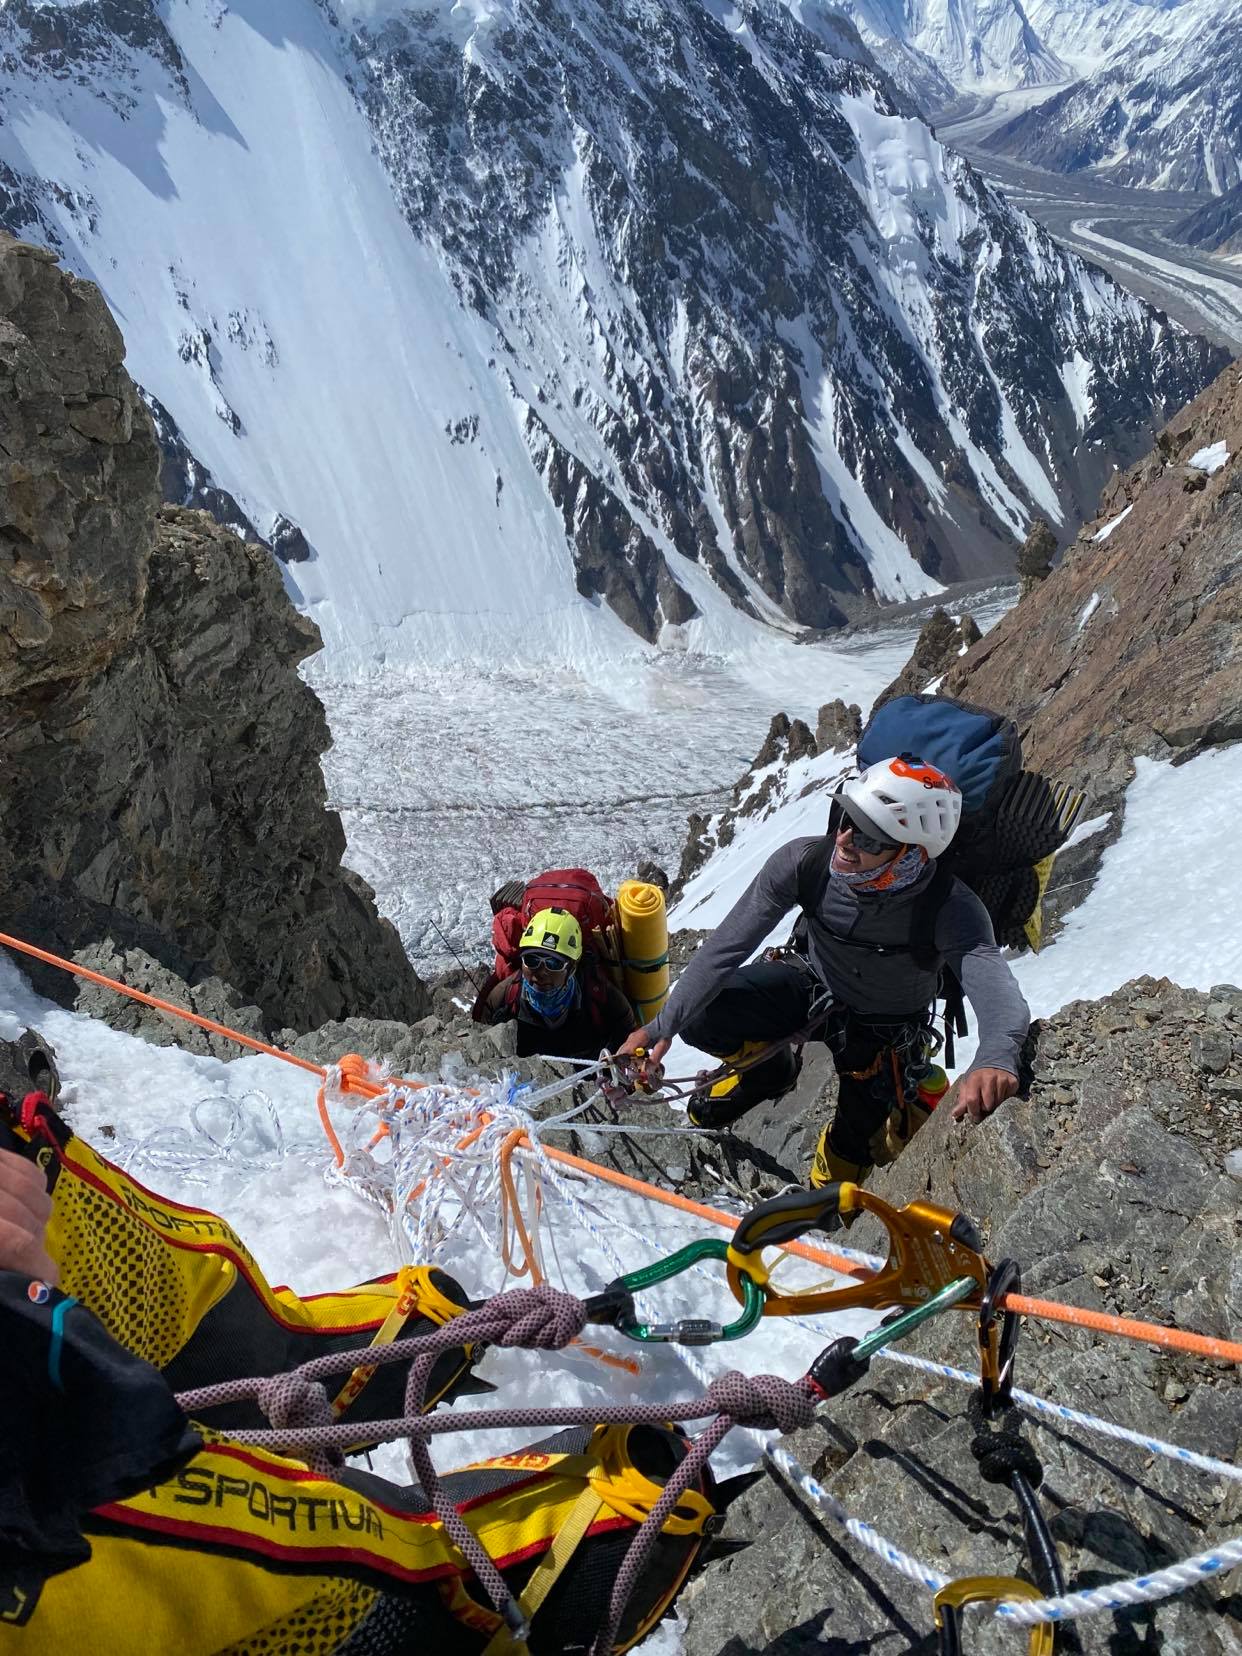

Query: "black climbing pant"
left=679, top=960, right=932, bottom=1166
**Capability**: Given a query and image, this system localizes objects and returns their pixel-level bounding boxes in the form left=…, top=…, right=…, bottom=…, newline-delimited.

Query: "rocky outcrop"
left=679, top=977, right=1242, bottom=1655
left=143, top=391, right=265, bottom=545
left=942, top=356, right=1242, bottom=904
left=0, top=237, right=158, bottom=695
left=873, top=606, right=983, bottom=707
left=814, top=698, right=862, bottom=754
left=72, top=944, right=268, bottom=1063
left=0, top=234, right=428, bottom=1033
left=0, top=1029, right=59, bottom=1109
left=672, top=711, right=839, bottom=896
left=1172, top=182, right=1242, bottom=257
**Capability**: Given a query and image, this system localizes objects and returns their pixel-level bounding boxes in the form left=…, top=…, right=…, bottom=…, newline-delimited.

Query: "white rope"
left=878, top=1349, right=1242, bottom=1484
left=122, top=1090, right=284, bottom=1184
left=996, top=1537, right=1242, bottom=1623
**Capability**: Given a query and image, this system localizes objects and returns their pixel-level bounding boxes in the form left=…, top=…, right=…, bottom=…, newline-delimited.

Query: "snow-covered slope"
left=0, top=0, right=1224, bottom=669
left=981, top=0, right=1242, bottom=194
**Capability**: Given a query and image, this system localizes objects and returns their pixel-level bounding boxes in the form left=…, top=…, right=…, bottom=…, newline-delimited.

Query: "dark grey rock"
left=0, top=1029, right=59, bottom=1107
left=1191, top=1032, right=1233, bottom=1075
left=679, top=977, right=1242, bottom=1656
left=0, top=236, right=429, bottom=1034
left=269, top=513, right=312, bottom=564
left=72, top=943, right=267, bottom=1062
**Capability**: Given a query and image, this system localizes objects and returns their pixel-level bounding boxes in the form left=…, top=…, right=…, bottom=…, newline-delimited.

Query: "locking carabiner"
left=590, top=1239, right=767, bottom=1346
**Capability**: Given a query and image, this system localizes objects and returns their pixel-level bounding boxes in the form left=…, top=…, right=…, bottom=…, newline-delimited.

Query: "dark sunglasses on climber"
left=521, top=950, right=572, bottom=977
left=840, top=816, right=900, bottom=856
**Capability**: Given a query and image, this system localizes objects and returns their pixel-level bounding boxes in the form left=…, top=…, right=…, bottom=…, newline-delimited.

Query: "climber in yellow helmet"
left=482, top=906, right=637, bottom=1059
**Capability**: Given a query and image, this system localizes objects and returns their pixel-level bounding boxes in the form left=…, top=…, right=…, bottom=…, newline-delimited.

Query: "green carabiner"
left=612, top=1239, right=767, bottom=1345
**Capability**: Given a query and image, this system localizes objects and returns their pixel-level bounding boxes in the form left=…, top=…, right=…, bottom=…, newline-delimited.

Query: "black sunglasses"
left=521, top=950, right=572, bottom=975
left=840, top=819, right=899, bottom=856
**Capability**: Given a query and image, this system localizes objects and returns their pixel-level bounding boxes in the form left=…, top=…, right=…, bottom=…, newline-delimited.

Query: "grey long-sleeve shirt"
left=649, top=836, right=1030, bottom=1075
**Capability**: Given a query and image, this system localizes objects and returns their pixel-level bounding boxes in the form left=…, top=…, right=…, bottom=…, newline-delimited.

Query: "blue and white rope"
left=995, top=1537, right=1242, bottom=1623
left=877, top=1349, right=1242, bottom=1484
left=765, top=1442, right=951, bottom=1592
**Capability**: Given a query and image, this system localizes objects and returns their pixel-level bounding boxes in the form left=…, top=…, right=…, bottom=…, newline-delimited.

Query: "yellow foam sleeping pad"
left=615, top=880, right=670, bottom=1024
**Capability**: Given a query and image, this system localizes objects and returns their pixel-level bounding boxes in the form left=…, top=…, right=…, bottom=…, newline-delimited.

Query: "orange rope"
left=499, top=1128, right=539, bottom=1280
left=1005, top=1294, right=1242, bottom=1364
left=0, top=930, right=325, bottom=1074
left=3, top=927, right=1237, bottom=1365
left=530, top=1137, right=868, bottom=1279
left=496, top=1131, right=640, bottom=1376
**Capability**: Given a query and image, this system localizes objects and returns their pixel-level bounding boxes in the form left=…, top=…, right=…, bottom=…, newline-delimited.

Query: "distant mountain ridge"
left=1173, top=182, right=1242, bottom=256
left=813, top=0, right=1242, bottom=202
left=0, top=0, right=1225, bottom=667
left=981, top=0, right=1242, bottom=195
left=809, top=0, right=1067, bottom=112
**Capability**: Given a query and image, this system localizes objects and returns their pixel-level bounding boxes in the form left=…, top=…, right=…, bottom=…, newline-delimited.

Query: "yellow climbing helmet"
left=519, top=906, right=583, bottom=963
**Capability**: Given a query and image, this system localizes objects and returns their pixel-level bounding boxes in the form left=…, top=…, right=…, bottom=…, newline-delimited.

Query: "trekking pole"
left=426, top=915, right=485, bottom=993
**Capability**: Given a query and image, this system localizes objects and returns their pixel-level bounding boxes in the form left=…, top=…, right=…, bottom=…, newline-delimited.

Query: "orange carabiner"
left=725, top=1181, right=992, bottom=1318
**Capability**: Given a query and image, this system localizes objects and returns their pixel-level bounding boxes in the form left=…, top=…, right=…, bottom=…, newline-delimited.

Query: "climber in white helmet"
left=615, top=755, right=1028, bottom=1194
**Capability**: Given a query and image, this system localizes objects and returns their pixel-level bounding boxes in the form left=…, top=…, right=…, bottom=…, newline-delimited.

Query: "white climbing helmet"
left=837, top=754, right=963, bottom=858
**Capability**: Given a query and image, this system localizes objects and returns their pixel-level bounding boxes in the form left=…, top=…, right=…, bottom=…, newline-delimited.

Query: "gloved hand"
left=613, top=1027, right=671, bottom=1066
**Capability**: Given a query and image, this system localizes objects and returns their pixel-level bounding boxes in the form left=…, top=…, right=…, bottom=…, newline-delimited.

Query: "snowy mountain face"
left=809, top=0, right=1067, bottom=108
left=980, top=0, right=1242, bottom=194
left=0, top=0, right=1224, bottom=670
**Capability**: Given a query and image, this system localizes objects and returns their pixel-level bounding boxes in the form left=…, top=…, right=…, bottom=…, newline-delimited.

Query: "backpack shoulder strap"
left=911, top=863, right=967, bottom=1063
left=795, top=837, right=835, bottom=915
left=908, top=861, right=956, bottom=966
left=580, top=959, right=611, bottom=1024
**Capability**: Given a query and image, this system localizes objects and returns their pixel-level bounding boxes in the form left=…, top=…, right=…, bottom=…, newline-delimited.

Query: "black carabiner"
left=977, top=1257, right=1022, bottom=1415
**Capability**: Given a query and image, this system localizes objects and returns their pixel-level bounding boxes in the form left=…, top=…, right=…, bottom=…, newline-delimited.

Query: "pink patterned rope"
left=173, top=1284, right=587, bottom=1414
left=172, top=1282, right=823, bottom=1653
left=592, top=1374, right=818, bottom=1655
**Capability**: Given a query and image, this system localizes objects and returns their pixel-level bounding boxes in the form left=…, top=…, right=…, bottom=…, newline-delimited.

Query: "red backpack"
left=474, top=869, right=624, bottom=1023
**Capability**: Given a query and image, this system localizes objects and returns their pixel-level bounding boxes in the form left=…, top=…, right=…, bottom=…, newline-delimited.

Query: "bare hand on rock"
left=0, top=1149, right=58, bottom=1284
left=950, top=1066, right=1018, bottom=1125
